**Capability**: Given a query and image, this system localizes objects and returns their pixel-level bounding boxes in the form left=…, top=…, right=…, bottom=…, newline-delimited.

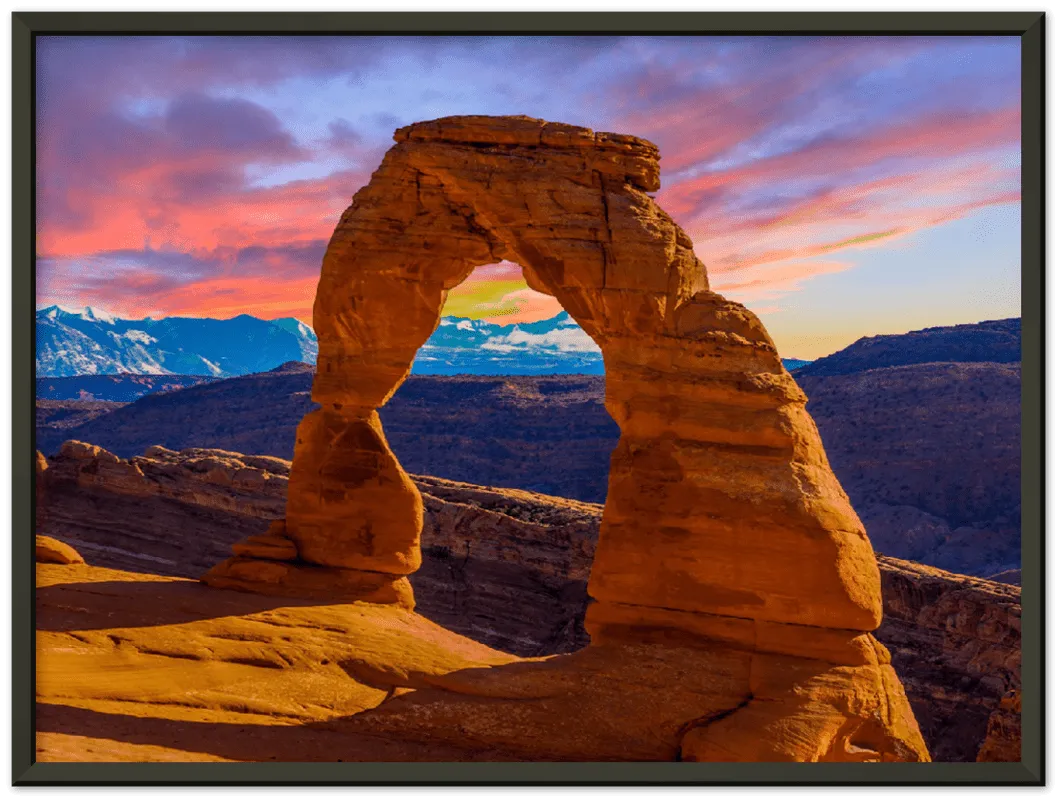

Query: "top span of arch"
left=392, top=115, right=662, bottom=192
left=311, top=114, right=714, bottom=411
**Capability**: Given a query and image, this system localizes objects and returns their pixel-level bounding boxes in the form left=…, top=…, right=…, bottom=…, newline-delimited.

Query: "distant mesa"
left=267, top=361, right=316, bottom=374
left=793, top=317, right=1020, bottom=377
left=36, top=373, right=220, bottom=402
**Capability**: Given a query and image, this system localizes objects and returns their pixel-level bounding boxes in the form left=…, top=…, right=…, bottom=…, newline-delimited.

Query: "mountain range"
left=36, top=305, right=317, bottom=378
left=36, top=306, right=810, bottom=382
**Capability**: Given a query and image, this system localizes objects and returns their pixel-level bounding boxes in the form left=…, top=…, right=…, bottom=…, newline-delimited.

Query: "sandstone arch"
left=203, top=116, right=928, bottom=761
left=210, top=114, right=880, bottom=632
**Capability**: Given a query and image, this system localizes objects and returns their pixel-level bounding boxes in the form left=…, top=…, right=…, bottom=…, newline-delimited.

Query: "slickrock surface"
left=38, top=560, right=926, bottom=763
left=36, top=562, right=522, bottom=762
left=976, top=690, right=1021, bottom=762
left=38, top=443, right=1018, bottom=760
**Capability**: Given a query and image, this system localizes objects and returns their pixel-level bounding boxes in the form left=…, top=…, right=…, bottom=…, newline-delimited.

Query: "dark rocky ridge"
left=36, top=373, right=218, bottom=402
left=36, top=359, right=1019, bottom=578
left=36, top=369, right=620, bottom=505
left=800, top=361, right=1021, bottom=576
left=36, top=399, right=126, bottom=436
left=792, top=317, right=1020, bottom=377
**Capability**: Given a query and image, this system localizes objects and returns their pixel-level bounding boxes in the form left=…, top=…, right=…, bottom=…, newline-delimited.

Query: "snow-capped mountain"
left=411, top=312, right=810, bottom=375
left=36, top=306, right=809, bottom=378
left=36, top=306, right=319, bottom=378
left=412, top=311, right=604, bottom=375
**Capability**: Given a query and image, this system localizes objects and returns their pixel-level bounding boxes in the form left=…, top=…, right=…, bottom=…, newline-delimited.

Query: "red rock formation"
left=977, top=690, right=1021, bottom=762
left=199, top=115, right=926, bottom=762
left=35, top=450, right=48, bottom=532
left=35, top=535, right=83, bottom=565
left=39, top=442, right=291, bottom=577
left=35, top=451, right=84, bottom=564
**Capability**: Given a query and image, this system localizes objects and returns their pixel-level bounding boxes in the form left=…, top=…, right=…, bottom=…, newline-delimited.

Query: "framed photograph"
left=14, top=10, right=1043, bottom=786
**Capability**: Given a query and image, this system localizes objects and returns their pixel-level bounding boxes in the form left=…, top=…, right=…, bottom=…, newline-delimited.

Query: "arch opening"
left=369, top=261, right=618, bottom=656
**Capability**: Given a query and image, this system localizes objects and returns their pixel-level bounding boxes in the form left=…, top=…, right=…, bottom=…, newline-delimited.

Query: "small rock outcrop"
left=35, top=450, right=48, bottom=531
left=201, top=115, right=926, bottom=762
left=35, top=450, right=84, bottom=564
left=35, top=534, right=84, bottom=565
left=977, top=690, right=1022, bottom=762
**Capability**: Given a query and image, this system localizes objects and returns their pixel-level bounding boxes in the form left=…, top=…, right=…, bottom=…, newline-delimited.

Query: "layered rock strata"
left=877, top=557, right=1021, bottom=762
left=35, top=449, right=84, bottom=564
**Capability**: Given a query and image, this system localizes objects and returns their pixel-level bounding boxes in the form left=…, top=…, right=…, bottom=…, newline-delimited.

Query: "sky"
left=36, top=35, right=1021, bottom=358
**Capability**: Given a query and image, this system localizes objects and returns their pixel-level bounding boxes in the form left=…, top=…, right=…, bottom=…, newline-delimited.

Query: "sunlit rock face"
left=203, top=115, right=929, bottom=762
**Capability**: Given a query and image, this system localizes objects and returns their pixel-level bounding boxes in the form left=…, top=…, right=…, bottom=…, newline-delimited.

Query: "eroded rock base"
left=38, top=561, right=927, bottom=763
left=202, top=521, right=414, bottom=609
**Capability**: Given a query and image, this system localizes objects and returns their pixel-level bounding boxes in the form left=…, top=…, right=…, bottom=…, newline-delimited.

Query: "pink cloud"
left=713, top=260, right=854, bottom=305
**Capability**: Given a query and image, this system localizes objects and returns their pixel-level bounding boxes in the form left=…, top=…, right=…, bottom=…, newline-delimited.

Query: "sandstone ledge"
left=202, top=557, right=414, bottom=609
left=35, top=535, right=84, bottom=565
